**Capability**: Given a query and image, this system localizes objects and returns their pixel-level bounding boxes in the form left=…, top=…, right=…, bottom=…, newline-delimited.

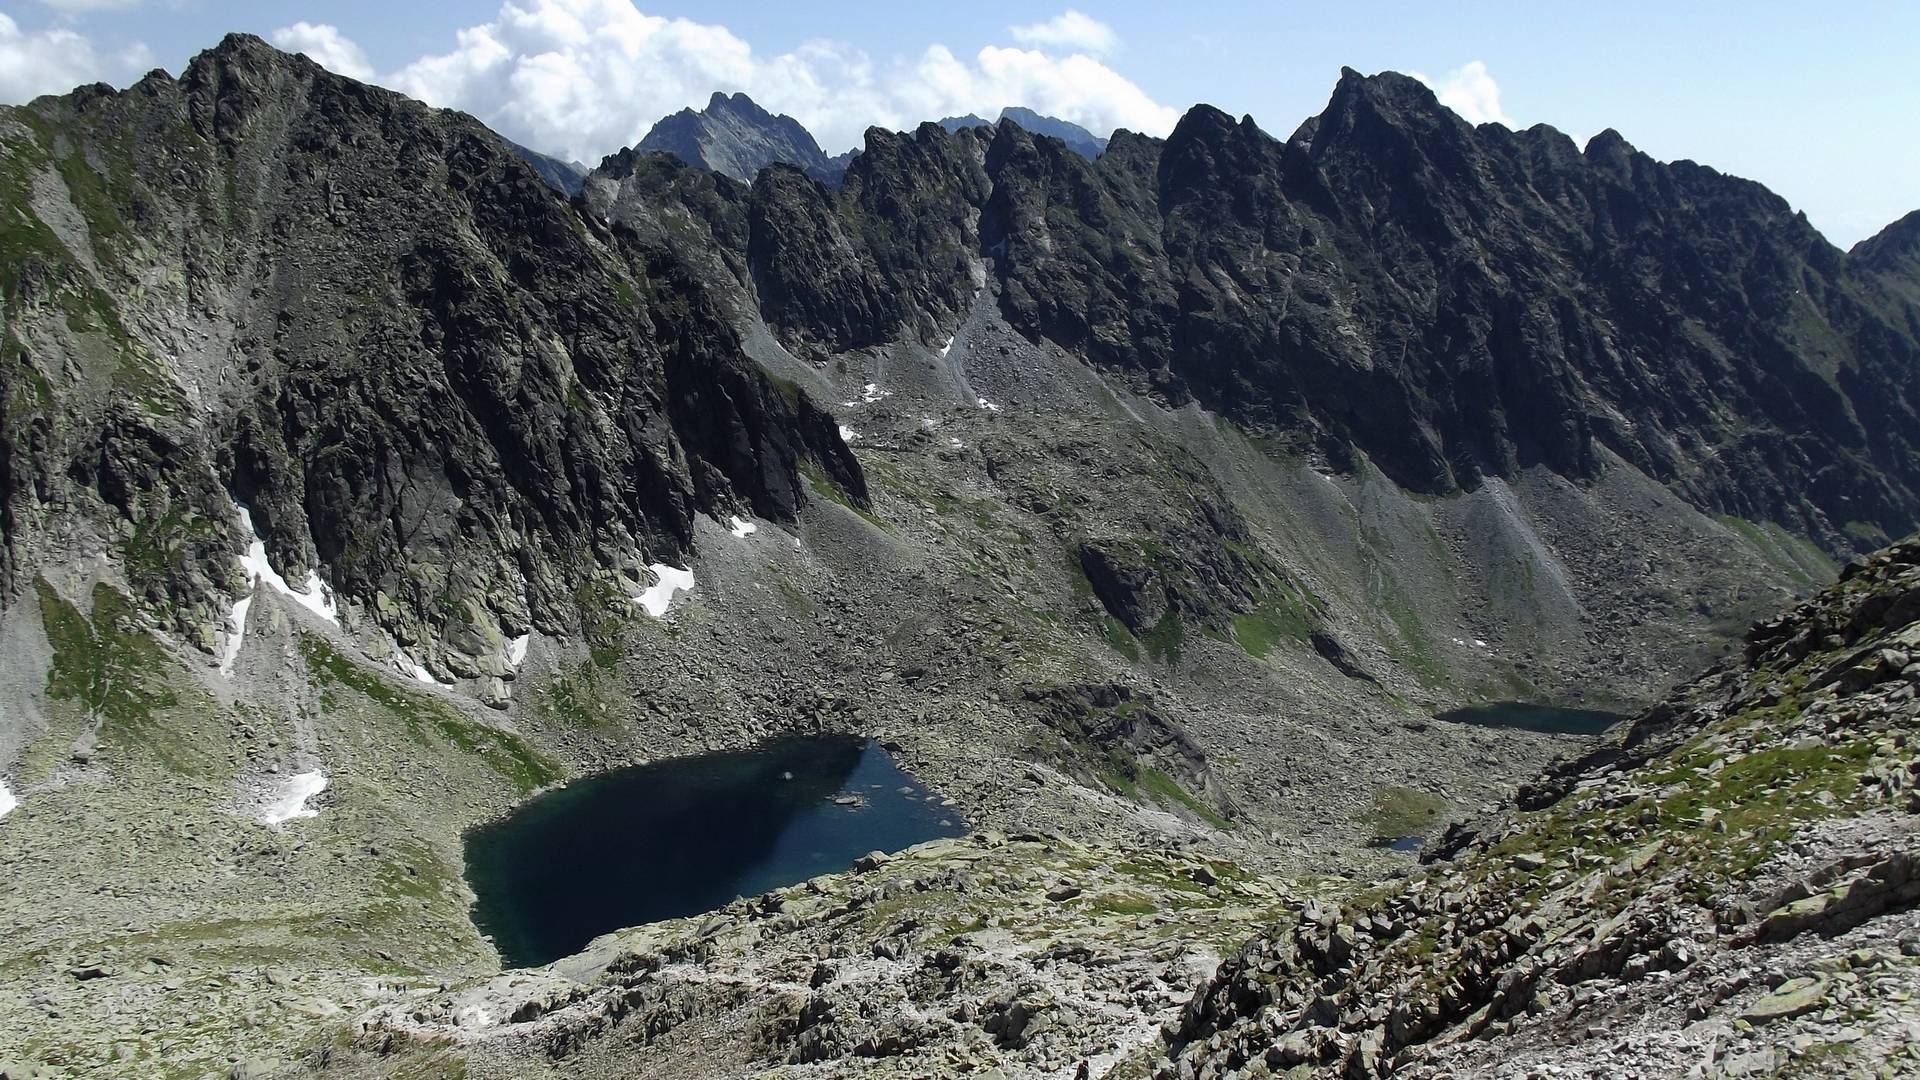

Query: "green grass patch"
left=1718, top=516, right=1838, bottom=587
left=119, top=508, right=222, bottom=592
left=302, top=638, right=561, bottom=792
left=1841, top=519, right=1889, bottom=549
left=571, top=577, right=629, bottom=669
left=1100, top=753, right=1231, bottom=830
left=1361, top=785, right=1450, bottom=841
left=37, top=579, right=208, bottom=774
left=1140, top=610, right=1185, bottom=665
left=800, top=459, right=885, bottom=529
left=1231, top=590, right=1313, bottom=660
left=1101, top=615, right=1142, bottom=660
left=775, top=578, right=815, bottom=613
left=531, top=663, right=613, bottom=729
left=1086, top=890, right=1159, bottom=917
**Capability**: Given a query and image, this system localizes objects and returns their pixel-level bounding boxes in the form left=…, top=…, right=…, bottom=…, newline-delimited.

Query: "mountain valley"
left=0, top=31, right=1916, bottom=1080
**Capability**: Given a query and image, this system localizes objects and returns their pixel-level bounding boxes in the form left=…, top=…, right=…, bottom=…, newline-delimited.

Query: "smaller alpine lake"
left=1436, top=701, right=1629, bottom=736
left=465, top=736, right=966, bottom=969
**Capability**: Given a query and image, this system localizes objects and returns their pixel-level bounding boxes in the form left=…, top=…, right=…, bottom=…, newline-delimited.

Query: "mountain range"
left=939, top=106, right=1110, bottom=159
left=0, top=32, right=1917, bottom=1079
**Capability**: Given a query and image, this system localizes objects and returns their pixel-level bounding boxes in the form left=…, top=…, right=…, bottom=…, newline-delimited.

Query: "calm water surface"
left=1435, top=701, right=1628, bottom=736
left=465, top=736, right=965, bottom=968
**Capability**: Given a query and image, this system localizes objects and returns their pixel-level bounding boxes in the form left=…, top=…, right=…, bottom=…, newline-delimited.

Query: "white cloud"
left=1009, top=10, right=1119, bottom=56
left=271, top=22, right=376, bottom=82
left=895, top=44, right=1177, bottom=142
left=0, top=12, right=147, bottom=103
left=1411, top=60, right=1513, bottom=127
left=382, top=0, right=1174, bottom=166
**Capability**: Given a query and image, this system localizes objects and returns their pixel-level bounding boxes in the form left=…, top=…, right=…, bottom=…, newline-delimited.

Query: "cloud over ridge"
left=326, top=1, right=1176, bottom=166
left=0, top=11, right=150, bottom=103
left=1411, top=60, right=1514, bottom=127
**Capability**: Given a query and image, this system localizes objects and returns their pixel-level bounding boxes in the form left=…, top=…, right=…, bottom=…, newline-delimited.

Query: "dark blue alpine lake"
left=1436, top=701, right=1629, bottom=736
left=465, top=736, right=965, bottom=968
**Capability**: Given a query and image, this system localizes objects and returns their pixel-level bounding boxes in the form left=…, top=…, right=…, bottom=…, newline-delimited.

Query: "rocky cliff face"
left=618, top=70, right=1920, bottom=553
left=636, top=91, right=847, bottom=185
left=0, top=35, right=862, bottom=686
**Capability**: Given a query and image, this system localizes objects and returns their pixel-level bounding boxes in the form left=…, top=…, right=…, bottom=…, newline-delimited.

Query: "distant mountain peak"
left=636, top=92, right=846, bottom=185
left=939, top=108, right=1107, bottom=159
left=996, top=107, right=1109, bottom=159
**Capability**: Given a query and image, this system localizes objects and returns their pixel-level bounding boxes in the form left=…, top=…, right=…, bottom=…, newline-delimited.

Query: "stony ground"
left=1167, top=537, right=1920, bottom=1079
left=0, top=328, right=1852, bottom=1078
left=319, top=832, right=1316, bottom=1080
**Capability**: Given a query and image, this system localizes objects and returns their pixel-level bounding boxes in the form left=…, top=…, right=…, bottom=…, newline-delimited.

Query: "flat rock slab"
left=1740, top=976, right=1827, bottom=1026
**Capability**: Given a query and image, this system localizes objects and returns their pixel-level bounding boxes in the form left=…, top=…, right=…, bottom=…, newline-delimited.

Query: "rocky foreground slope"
left=294, top=540, right=1920, bottom=1078
left=1169, top=536, right=1920, bottom=1079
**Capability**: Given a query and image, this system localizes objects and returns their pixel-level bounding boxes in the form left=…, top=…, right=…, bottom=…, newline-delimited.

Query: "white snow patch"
left=859, top=383, right=891, bottom=403
left=633, top=564, right=695, bottom=618
left=838, top=425, right=858, bottom=442
left=386, top=638, right=452, bottom=686
left=507, top=633, right=531, bottom=667
left=234, top=505, right=339, bottom=626
left=938, top=336, right=955, bottom=357
left=261, top=770, right=328, bottom=825
left=728, top=515, right=758, bottom=538
left=976, top=397, right=1000, bottom=412
left=218, top=592, right=254, bottom=676
left=1473, top=638, right=1489, bottom=649
left=0, top=777, right=16, bottom=820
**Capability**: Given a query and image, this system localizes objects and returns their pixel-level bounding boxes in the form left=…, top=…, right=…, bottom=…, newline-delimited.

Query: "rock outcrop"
left=340, top=832, right=1288, bottom=1079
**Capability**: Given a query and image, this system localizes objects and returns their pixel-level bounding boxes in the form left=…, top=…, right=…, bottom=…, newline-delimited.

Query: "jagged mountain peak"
left=636, top=91, right=844, bottom=185
left=1312, top=66, right=1478, bottom=153
left=1582, top=125, right=1644, bottom=177
left=1162, top=102, right=1279, bottom=161
left=607, top=60, right=1920, bottom=545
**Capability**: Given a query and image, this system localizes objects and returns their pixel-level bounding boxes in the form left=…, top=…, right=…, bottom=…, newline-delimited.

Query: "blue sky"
left=2, top=1, right=1914, bottom=246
